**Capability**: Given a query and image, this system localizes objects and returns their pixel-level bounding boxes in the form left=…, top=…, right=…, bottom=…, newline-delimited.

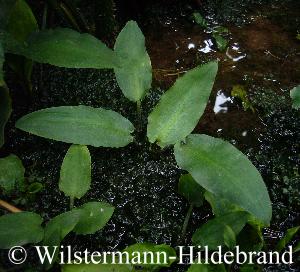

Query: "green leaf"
left=290, top=85, right=300, bottom=109
left=223, top=225, right=236, bottom=249
left=187, top=263, right=226, bottom=272
left=44, top=211, right=81, bottom=246
left=193, top=12, right=208, bottom=28
left=294, top=241, right=300, bottom=253
left=213, top=26, right=229, bottom=34
left=73, top=202, right=114, bottom=235
left=7, top=0, right=38, bottom=42
left=0, top=154, right=25, bottom=193
left=204, top=191, right=242, bottom=216
left=147, top=62, right=218, bottom=147
left=0, top=212, right=44, bottom=248
left=174, top=134, right=272, bottom=225
left=178, top=174, right=205, bottom=207
left=0, top=86, right=12, bottom=147
left=43, top=210, right=82, bottom=268
left=0, top=42, right=4, bottom=85
left=114, top=21, right=152, bottom=102
left=276, top=226, right=300, bottom=252
left=192, top=211, right=249, bottom=250
left=212, top=33, right=228, bottom=52
left=59, top=145, right=91, bottom=199
left=123, top=243, right=177, bottom=270
left=16, top=105, right=134, bottom=148
left=18, top=28, right=117, bottom=68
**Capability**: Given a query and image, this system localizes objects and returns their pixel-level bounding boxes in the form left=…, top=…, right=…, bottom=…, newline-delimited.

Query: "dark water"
left=0, top=0, right=300, bottom=271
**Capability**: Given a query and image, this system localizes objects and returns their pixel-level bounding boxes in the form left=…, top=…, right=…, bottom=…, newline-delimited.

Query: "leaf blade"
left=59, top=145, right=91, bottom=199
left=0, top=212, right=44, bottom=249
left=114, top=21, right=152, bottom=102
left=192, top=211, right=249, bottom=250
left=19, top=28, right=117, bottom=68
left=73, top=202, right=114, bottom=235
left=290, top=85, right=300, bottom=109
left=15, top=105, right=134, bottom=148
left=174, top=134, right=272, bottom=225
left=147, top=62, right=218, bottom=147
left=0, top=154, right=25, bottom=193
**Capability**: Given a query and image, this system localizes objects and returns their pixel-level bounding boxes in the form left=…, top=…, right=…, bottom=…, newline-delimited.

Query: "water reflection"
left=213, top=90, right=233, bottom=113
left=199, top=39, right=215, bottom=53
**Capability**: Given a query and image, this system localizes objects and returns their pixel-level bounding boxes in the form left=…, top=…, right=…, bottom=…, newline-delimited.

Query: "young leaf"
left=59, top=145, right=91, bottom=200
left=212, top=33, right=228, bottom=52
left=16, top=105, right=134, bottom=148
left=123, top=243, right=177, bottom=270
left=147, top=62, right=218, bottom=147
left=73, top=202, right=114, bottom=235
left=18, top=28, right=117, bottom=68
left=193, top=12, right=208, bottom=28
left=0, top=154, right=25, bottom=193
left=290, top=85, right=300, bottom=109
left=0, top=212, right=44, bottom=248
left=276, top=226, right=300, bottom=252
left=174, top=134, right=272, bottom=225
left=178, top=174, right=205, bottom=207
left=192, top=211, right=249, bottom=250
left=187, top=263, right=226, bottom=272
left=0, top=86, right=11, bottom=147
left=114, top=21, right=152, bottom=102
left=7, top=0, right=38, bottom=42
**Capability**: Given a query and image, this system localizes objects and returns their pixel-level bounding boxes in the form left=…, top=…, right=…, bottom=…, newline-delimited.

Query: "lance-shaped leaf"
left=73, top=202, right=115, bottom=235
left=0, top=212, right=44, bottom=249
left=17, top=28, right=117, bottom=68
left=0, top=154, right=25, bottom=193
left=0, top=86, right=12, bottom=147
left=174, top=134, right=272, bottom=225
left=114, top=21, right=152, bottom=102
left=290, top=85, right=300, bottom=109
left=192, top=211, right=249, bottom=250
left=15, top=105, right=134, bottom=147
left=147, top=62, right=218, bottom=147
left=59, top=145, right=91, bottom=200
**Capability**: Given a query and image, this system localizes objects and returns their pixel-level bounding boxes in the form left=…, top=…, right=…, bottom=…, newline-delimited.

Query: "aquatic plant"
left=0, top=0, right=38, bottom=147
left=0, top=12, right=274, bottom=271
left=0, top=149, right=114, bottom=269
left=290, top=85, right=300, bottom=109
